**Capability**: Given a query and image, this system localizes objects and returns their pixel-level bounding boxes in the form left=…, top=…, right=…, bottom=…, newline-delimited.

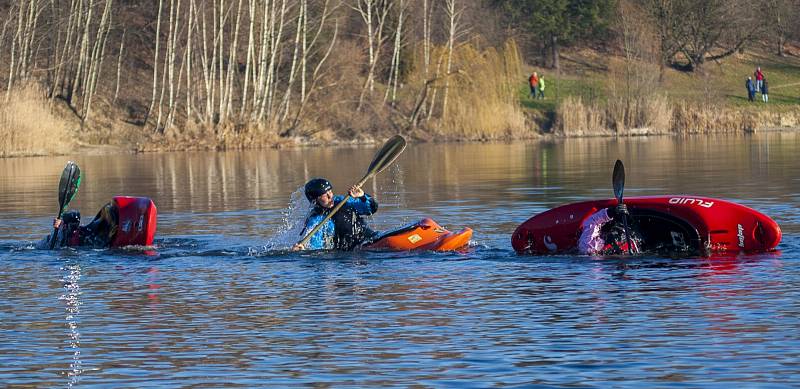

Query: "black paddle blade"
left=612, top=159, right=625, bottom=203
left=364, top=135, right=407, bottom=181
left=58, top=161, right=82, bottom=214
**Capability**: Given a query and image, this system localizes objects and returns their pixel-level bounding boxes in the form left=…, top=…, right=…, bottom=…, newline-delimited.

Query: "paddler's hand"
left=292, top=243, right=305, bottom=251
left=53, top=218, right=62, bottom=229
left=609, top=204, right=628, bottom=221
left=349, top=185, right=365, bottom=198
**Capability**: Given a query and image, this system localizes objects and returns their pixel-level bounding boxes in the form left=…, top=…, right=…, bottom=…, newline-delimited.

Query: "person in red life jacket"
left=47, top=203, right=118, bottom=248
left=528, top=72, right=539, bottom=99
left=578, top=203, right=643, bottom=255
left=292, top=178, right=378, bottom=251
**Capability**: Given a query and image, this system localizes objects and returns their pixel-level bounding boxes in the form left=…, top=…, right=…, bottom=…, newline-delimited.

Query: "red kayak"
left=112, top=196, right=158, bottom=247
left=512, top=196, right=781, bottom=256
left=364, top=218, right=472, bottom=252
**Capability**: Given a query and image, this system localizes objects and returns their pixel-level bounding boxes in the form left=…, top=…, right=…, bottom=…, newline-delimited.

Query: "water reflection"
left=60, top=261, right=83, bottom=387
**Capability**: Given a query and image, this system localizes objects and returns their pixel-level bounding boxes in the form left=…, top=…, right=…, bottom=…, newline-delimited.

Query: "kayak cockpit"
left=632, top=209, right=702, bottom=256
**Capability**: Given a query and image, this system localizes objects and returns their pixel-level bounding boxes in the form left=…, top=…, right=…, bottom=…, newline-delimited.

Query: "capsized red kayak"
left=512, top=196, right=781, bottom=256
left=364, top=218, right=472, bottom=252
left=111, top=196, right=157, bottom=247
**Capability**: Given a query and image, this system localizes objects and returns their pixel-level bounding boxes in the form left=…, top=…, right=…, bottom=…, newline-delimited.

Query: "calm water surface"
left=1, top=133, right=800, bottom=387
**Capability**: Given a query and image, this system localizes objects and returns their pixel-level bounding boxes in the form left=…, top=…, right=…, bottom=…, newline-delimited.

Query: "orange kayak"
left=363, top=218, right=472, bottom=252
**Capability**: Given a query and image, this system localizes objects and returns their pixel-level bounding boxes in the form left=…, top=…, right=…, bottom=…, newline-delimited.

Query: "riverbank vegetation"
left=2, top=0, right=800, bottom=156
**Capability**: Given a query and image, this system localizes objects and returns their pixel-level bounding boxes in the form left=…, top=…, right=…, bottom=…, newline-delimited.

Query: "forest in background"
left=2, top=0, right=800, bottom=156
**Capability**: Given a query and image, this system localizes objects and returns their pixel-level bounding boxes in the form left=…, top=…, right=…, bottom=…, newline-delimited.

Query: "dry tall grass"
left=0, top=85, right=72, bottom=157
left=671, top=103, right=758, bottom=133
left=554, top=96, right=609, bottom=136
left=421, top=40, right=528, bottom=139
left=555, top=92, right=800, bottom=136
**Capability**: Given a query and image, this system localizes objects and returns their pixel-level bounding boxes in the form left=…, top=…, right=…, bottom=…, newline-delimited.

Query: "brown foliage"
left=0, top=85, right=72, bottom=157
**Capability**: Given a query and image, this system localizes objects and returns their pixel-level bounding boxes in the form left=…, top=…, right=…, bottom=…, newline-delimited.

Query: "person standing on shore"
left=755, top=67, right=764, bottom=94
left=746, top=76, right=756, bottom=102
left=537, top=75, right=546, bottom=99
left=761, top=78, right=769, bottom=103
left=528, top=72, right=539, bottom=99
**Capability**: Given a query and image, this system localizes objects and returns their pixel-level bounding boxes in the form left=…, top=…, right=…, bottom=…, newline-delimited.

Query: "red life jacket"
left=602, top=239, right=640, bottom=255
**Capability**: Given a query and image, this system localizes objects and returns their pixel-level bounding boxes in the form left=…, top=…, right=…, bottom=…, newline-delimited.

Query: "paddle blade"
left=612, top=159, right=625, bottom=203
left=58, top=161, right=82, bottom=214
left=363, top=135, right=407, bottom=182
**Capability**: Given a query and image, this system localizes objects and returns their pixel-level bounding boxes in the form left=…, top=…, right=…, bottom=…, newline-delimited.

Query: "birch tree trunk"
left=71, top=0, right=95, bottom=110
left=423, top=0, right=431, bottom=78
left=222, top=0, right=244, bottom=122
left=113, top=28, right=125, bottom=103
left=280, top=0, right=306, bottom=120
left=154, top=0, right=176, bottom=131
left=355, top=0, right=392, bottom=111
left=240, top=0, right=256, bottom=118
left=165, top=0, right=183, bottom=130
left=52, top=0, right=79, bottom=101
left=287, top=17, right=338, bottom=134
left=384, top=0, right=405, bottom=104
left=146, top=0, right=164, bottom=127
left=81, top=0, right=113, bottom=128
left=6, top=3, right=22, bottom=99
left=441, top=0, right=462, bottom=121
left=1, top=6, right=15, bottom=100
left=186, top=0, right=195, bottom=121
left=197, top=0, right=213, bottom=124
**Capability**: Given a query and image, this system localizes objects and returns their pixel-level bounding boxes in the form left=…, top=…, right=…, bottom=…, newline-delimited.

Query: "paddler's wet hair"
left=304, top=178, right=332, bottom=202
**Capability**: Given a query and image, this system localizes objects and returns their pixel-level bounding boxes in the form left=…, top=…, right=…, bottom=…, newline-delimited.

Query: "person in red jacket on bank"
left=528, top=72, right=539, bottom=99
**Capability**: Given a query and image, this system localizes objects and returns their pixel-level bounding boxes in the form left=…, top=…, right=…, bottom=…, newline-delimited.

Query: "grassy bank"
left=527, top=49, right=800, bottom=136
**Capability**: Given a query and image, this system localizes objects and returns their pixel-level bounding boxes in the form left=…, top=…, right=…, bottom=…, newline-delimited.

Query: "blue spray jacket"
left=302, top=194, right=378, bottom=250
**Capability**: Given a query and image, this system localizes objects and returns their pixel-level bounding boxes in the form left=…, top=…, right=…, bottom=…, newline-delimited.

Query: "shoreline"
left=5, top=126, right=796, bottom=159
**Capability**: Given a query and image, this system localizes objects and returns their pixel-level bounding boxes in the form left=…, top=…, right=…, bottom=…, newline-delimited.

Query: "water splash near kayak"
left=255, top=187, right=309, bottom=252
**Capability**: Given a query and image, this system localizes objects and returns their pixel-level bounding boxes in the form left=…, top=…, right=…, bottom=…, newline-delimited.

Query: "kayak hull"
left=512, top=196, right=781, bottom=255
left=364, top=218, right=472, bottom=252
left=111, top=196, right=158, bottom=247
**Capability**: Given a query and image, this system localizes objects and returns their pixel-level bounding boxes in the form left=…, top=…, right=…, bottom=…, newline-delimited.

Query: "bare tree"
left=353, top=0, right=392, bottom=111
left=644, top=0, right=688, bottom=79
left=81, top=0, right=114, bottom=127
left=384, top=0, right=406, bottom=105
left=113, top=28, right=125, bottom=103
left=146, top=0, right=164, bottom=127
left=765, top=0, right=800, bottom=56
left=441, top=0, right=464, bottom=120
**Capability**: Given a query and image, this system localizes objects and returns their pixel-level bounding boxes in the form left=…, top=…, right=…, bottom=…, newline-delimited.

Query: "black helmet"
left=304, top=178, right=332, bottom=202
left=62, top=210, right=81, bottom=225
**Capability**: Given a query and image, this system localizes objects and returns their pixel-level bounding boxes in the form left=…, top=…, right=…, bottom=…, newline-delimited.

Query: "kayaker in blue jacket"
left=292, top=178, right=378, bottom=251
left=578, top=204, right=643, bottom=255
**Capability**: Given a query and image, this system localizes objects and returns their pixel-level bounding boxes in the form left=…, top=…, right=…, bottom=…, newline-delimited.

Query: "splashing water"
left=256, top=186, right=310, bottom=252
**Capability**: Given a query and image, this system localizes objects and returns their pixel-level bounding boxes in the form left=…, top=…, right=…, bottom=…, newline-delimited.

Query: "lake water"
left=1, top=133, right=799, bottom=387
